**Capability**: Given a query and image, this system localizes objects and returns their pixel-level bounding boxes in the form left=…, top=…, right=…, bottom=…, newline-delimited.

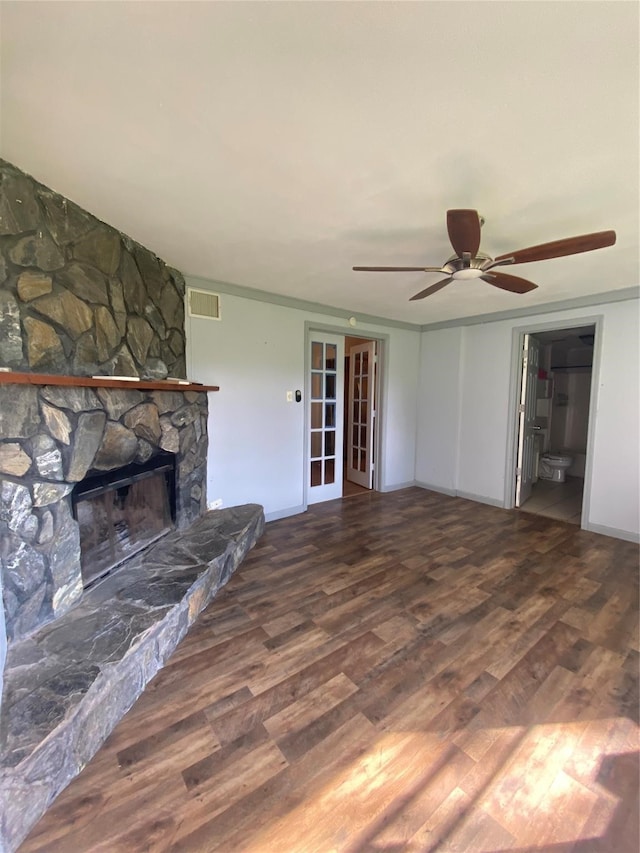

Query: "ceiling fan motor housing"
left=443, top=252, right=505, bottom=280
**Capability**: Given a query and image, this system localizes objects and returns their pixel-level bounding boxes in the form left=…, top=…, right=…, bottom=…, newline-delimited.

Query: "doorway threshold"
left=518, top=476, right=583, bottom=525
left=342, top=478, right=371, bottom=498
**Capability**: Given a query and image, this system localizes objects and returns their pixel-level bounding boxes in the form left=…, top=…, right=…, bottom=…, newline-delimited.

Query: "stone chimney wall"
left=0, top=162, right=208, bottom=645
left=0, top=159, right=186, bottom=379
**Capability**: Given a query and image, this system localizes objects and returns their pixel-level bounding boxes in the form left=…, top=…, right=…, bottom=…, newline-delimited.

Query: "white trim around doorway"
left=504, top=314, right=604, bottom=532
left=303, top=322, right=389, bottom=510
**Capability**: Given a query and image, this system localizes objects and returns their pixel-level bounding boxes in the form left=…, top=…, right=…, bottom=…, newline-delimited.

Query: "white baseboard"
left=582, top=521, right=640, bottom=544
left=414, top=481, right=457, bottom=497
left=415, top=482, right=503, bottom=508
left=265, top=505, right=306, bottom=523
left=379, top=481, right=417, bottom=493
left=455, top=490, right=505, bottom=509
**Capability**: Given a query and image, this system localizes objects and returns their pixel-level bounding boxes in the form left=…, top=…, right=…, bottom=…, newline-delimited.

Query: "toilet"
left=538, top=452, right=573, bottom=483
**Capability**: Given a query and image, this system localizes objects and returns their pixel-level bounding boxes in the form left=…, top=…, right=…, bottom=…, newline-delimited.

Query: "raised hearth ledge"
left=0, top=504, right=264, bottom=853
left=0, top=371, right=219, bottom=393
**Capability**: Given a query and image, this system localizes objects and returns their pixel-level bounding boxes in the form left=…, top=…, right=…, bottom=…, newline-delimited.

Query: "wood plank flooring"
left=19, top=488, right=639, bottom=853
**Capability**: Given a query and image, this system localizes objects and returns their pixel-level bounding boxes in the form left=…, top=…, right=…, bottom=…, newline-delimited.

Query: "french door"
left=307, top=332, right=344, bottom=504
left=346, top=340, right=376, bottom=488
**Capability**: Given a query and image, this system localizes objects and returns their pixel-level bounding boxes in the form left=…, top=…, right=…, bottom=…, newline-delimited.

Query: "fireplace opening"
left=72, top=452, right=177, bottom=588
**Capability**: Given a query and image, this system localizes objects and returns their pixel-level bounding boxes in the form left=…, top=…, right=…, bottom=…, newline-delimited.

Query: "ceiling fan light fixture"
left=451, top=267, right=485, bottom=280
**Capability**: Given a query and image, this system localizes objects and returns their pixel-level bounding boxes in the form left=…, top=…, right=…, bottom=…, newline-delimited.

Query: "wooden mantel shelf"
left=0, top=371, right=219, bottom=393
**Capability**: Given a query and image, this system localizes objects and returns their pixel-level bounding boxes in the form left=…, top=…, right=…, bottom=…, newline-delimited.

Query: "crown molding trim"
left=418, top=286, right=640, bottom=332
left=185, top=276, right=639, bottom=335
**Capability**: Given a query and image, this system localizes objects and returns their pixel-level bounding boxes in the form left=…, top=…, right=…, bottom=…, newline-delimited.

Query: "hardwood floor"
left=19, top=488, right=639, bottom=853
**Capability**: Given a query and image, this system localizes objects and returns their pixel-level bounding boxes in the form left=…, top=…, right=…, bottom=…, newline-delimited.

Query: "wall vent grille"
left=188, top=288, right=221, bottom=320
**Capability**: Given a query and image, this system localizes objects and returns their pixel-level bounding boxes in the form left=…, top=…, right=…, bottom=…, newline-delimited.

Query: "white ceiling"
left=1, top=1, right=638, bottom=326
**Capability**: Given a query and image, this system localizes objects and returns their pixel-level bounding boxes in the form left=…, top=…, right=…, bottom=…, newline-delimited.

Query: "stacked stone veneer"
left=0, top=159, right=186, bottom=379
left=0, top=160, right=209, bottom=645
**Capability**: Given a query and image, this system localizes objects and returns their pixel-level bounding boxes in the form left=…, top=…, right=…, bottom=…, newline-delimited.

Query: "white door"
left=308, top=333, right=344, bottom=504
left=515, top=333, right=541, bottom=506
left=347, top=340, right=376, bottom=488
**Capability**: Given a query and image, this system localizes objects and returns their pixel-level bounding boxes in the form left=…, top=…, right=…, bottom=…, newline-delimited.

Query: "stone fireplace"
left=0, top=379, right=209, bottom=644
left=0, top=158, right=210, bottom=646
left=0, top=161, right=264, bottom=852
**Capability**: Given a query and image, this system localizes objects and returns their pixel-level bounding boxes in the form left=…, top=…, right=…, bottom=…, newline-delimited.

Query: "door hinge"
left=516, top=467, right=522, bottom=477
left=518, top=404, right=525, bottom=414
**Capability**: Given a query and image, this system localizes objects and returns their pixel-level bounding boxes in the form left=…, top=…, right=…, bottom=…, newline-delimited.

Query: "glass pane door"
left=347, top=340, right=376, bottom=489
left=308, top=333, right=344, bottom=504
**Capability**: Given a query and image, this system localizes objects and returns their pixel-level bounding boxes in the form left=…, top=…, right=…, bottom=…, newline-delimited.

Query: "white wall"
left=565, top=371, right=592, bottom=451
left=550, top=371, right=570, bottom=451
left=186, top=282, right=420, bottom=520
left=456, top=323, right=514, bottom=504
left=416, top=298, right=640, bottom=541
left=415, top=327, right=463, bottom=494
left=551, top=369, right=592, bottom=453
left=588, top=301, right=640, bottom=538
left=377, top=329, right=421, bottom=491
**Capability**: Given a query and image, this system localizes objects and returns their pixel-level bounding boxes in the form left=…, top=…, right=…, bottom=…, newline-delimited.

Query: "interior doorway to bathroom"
left=514, top=323, right=596, bottom=525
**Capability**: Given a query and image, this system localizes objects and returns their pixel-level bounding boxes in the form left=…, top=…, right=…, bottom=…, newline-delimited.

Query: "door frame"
left=514, top=333, right=541, bottom=508
left=504, top=314, right=604, bottom=529
left=303, top=322, right=388, bottom=509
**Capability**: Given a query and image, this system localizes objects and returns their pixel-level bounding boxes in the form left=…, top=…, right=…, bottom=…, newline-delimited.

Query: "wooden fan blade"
left=495, top=230, right=616, bottom=265
left=410, top=278, right=453, bottom=301
left=481, top=272, right=538, bottom=294
left=447, top=209, right=481, bottom=257
left=353, top=266, right=443, bottom=272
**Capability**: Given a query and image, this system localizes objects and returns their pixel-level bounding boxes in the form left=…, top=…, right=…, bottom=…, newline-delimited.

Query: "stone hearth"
left=0, top=381, right=209, bottom=643
left=0, top=504, right=264, bottom=853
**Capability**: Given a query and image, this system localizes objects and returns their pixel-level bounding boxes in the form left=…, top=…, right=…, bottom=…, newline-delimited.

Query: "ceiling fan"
left=353, top=209, right=616, bottom=301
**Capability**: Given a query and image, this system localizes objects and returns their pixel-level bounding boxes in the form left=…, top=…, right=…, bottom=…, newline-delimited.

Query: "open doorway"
left=514, top=324, right=596, bottom=525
